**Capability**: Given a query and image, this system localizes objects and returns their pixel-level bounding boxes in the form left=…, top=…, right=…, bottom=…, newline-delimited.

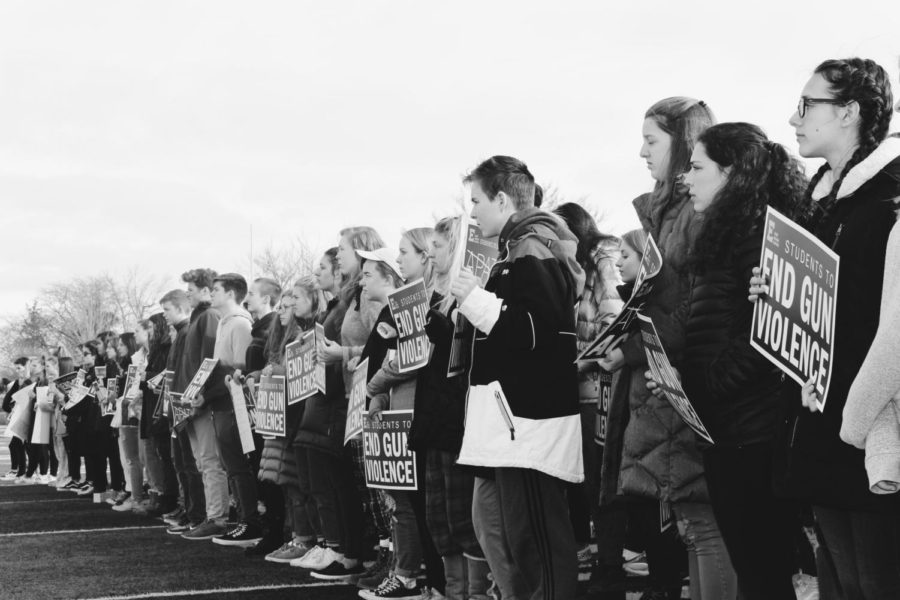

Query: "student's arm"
left=230, top=320, right=252, bottom=371
left=366, top=355, right=414, bottom=398
left=459, top=250, right=572, bottom=352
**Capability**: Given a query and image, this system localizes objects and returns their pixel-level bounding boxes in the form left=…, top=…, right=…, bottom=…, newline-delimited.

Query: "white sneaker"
left=37, top=474, right=50, bottom=484
left=1, top=471, right=18, bottom=481
left=55, top=476, right=72, bottom=489
left=292, top=546, right=339, bottom=570
left=112, top=499, right=135, bottom=512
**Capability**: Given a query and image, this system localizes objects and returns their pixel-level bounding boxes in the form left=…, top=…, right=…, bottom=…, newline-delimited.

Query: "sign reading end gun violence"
left=344, top=358, right=369, bottom=445
left=637, top=314, right=714, bottom=444
left=388, top=279, right=431, bottom=373
left=750, top=207, right=839, bottom=412
left=255, top=375, right=286, bottom=437
left=285, top=332, right=318, bottom=404
left=363, top=410, right=417, bottom=491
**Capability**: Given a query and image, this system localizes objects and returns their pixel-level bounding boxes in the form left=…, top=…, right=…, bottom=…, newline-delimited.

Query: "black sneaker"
left=310, top=560, right=365, bottom=581
left=358, top=575, right=423, bottom=599
left=166, top=517, right=194, bottom=535
left=212, top=522, right=264, bottom=547
left=357, top=548, right=393, bottom=589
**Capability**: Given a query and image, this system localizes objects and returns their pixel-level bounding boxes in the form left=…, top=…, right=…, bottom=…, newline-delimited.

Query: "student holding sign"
left=361, top=230, right=446, bottom=598
left=311, top=227, right=391, bottom=581
left=750, top=58, right=900, bottom=599
left=649, top=122, right=810, bottom=600
left=408, top=215, right=492, bottom=600
left=451, top=156, right=585, bottom=599
left=552, top=202, right=622, bottom=570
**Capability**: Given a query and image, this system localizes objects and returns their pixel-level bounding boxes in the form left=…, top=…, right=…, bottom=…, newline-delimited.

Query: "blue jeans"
left=673, top=502, right=737, bottom=600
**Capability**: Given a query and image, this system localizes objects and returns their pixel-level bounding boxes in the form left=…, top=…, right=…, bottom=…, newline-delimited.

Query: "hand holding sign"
left=747, top=266, right=770, bottom=303
left=450, top=269, right=479, bottom=304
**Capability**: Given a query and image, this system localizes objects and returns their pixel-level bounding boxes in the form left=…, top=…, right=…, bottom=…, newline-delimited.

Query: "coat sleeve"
left=841, top=220, right=900, bottom=448
left=459, top=250, right=571, bottom=352
left=230, top=319, right=253, bottom=371
left=703, top=236, right=773, bottom=399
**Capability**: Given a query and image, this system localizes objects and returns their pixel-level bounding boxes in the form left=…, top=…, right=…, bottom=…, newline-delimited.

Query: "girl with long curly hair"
left=656, top=122, right=810, bottom=599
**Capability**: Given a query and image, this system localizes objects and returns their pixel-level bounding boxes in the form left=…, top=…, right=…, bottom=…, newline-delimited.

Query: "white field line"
left=0, top=525, right=166, bottom=538
left=0, top=497, right=81, bottom=505
left=81, top=583, right=345, bottom=600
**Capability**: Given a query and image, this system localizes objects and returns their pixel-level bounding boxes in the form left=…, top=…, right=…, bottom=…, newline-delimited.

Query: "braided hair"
left=690, top=123, right=809, bottom=272
left=802, top=58, right=894, bottom=224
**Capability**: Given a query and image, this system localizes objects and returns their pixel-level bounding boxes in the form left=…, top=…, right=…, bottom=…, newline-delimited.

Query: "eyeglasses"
left=797, top=97, right=849, bottom=118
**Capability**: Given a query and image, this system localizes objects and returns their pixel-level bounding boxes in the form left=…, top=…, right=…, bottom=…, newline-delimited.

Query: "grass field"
left=0, top=430, right=666, bottom=600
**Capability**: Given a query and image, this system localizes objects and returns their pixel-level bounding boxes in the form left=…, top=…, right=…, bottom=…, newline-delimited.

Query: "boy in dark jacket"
left=451, top=156, right=585, bottom=600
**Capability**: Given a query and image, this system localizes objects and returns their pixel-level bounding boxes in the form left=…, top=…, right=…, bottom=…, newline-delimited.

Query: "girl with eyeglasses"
left=751, top=57, right=900, bottom=599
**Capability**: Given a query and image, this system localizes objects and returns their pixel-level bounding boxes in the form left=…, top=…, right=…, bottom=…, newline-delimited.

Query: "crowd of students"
left=3, top=56, right=900, bottom=600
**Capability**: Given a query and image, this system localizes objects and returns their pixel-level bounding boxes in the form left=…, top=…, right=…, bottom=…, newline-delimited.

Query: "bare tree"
left=38, top=276, right=119, bottom=350
left=107, top=267, right=168, bottom=331
left=250, top=238, right=319, bottom=292
left=0, top=302, right=55, bottom=363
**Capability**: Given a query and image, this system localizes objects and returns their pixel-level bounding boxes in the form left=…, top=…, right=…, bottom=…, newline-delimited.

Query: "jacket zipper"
left=494, top=390, right=515, bottom=440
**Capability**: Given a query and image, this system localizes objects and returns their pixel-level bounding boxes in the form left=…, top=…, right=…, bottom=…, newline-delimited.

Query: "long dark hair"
left=118, top=332, right=138, bottom=360
left=804, top=58, right=894, bottom=219
left=552, top=202, right=618, bottom=271
left=691, top=123, right=809, bottom=271
left=645, top=97, right=716, bottom=205
left=144, top=313, right=171, bottom=369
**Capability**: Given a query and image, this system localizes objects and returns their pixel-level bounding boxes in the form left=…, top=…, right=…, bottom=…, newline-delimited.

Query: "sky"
left=1, top=0, right=898, bottom=320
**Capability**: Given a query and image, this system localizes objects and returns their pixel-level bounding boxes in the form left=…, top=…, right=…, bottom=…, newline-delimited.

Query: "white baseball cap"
left=357, top=247, right=402, bottom=279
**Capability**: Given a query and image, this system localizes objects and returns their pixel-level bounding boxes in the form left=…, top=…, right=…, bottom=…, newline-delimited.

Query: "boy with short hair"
left=451, top=155, right=585, bottom=599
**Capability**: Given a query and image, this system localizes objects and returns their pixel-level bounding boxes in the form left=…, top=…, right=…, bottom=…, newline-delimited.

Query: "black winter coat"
left=679, top=227, right=783, bottom=447
left=408, top=293, right=468, bottom=454
left=295, top=299, right=349, bottom=456
left=774, top=151, right=900, bottom=512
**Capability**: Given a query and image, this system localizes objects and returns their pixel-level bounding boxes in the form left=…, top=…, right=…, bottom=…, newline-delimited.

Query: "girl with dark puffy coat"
left=651, top=122, right=810, bottom=599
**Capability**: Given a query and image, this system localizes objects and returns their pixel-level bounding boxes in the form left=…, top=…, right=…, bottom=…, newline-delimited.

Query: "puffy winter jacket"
left=775, top=138, right=900, bottom=512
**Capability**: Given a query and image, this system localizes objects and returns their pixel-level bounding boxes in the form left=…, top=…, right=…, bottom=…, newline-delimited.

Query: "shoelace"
left=228, top=524, right=247, bottom=538
left=375, top=576, right=403, bottom=594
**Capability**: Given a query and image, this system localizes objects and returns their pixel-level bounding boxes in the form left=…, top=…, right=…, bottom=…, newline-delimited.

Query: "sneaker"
left=166, top=517, right=194, bottom=535
left=181, top=520, right=228, bottom=541
left=108, top=490, right=130, bottom=506
left=623, top=550, right=649, bottom=577
left=59, top=479, right=81, bottom=491
left=359, top=575, right=423, bottom=600
left=358, top=548, right=393, bottom=589
left=163, top=506, right=186, bottom=525
left=310, top=558, right=364, bottom=581
left=265, top=540, right=312, bottom=563
left=291, top=545, right=332, bottom=569
left=212, top=522, right=264, bottom=547
left=1, top=470, right=17, bottom=481
left=112, top=499, right=136, bottom=512
left=76, top=483, right=95, bottom=496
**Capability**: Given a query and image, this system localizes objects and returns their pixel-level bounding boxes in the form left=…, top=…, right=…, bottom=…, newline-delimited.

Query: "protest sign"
left=123, top=365, right=142, bottom=400
left=387, top=279, right=431, bottom=373
left=151, top=371, right=173, bottom=420
left=594, top=372, right=613, bottom=446
left=637, top=313, right=714, bottom=444
left=463, top=223, right=500, bottom=287
left=64, top=384, right=90, bottom=410
left=5, top=384, right=35, bottom=441
left=285, top=333, right=318, bottom=405
left=750, top=207, right=839, bottom=411
left=52, top=372, right=78, bottom=396
left=169, top=393, right=192, bottom=429
left=446, top=313, right=475, bottom=378
left=74, top=368, right=86, bottom=387
left=31, top=387, right=51, bottom=444
left=182, top=358, right=218, bottom=407
left=314, top=323, right=327, bottom=394
left=254, top=375, right=287, bottom=437
left=102, top=377, right=119, bottom=416
left=229, top=377, right=257, bottom=453
left=344, top=358, right=369, bottom=445
left=94, top=366, right=107, bottom=382
left=577, top=235, right=663, bottom=362
left=362, top=410, right=418, bottom=491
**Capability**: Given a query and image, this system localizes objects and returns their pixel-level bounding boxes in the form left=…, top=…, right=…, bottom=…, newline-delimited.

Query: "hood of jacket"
left=813, top=136, right=900, bottom=201
left=498, top=208, right=586, bottom=299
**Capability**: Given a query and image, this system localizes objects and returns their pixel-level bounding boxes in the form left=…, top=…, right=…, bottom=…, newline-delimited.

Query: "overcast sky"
left=1, top=1, right=898, bottom=319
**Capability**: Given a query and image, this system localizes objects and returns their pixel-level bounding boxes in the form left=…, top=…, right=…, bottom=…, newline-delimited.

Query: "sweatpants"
left=473, top=469, right=578, bottom=600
